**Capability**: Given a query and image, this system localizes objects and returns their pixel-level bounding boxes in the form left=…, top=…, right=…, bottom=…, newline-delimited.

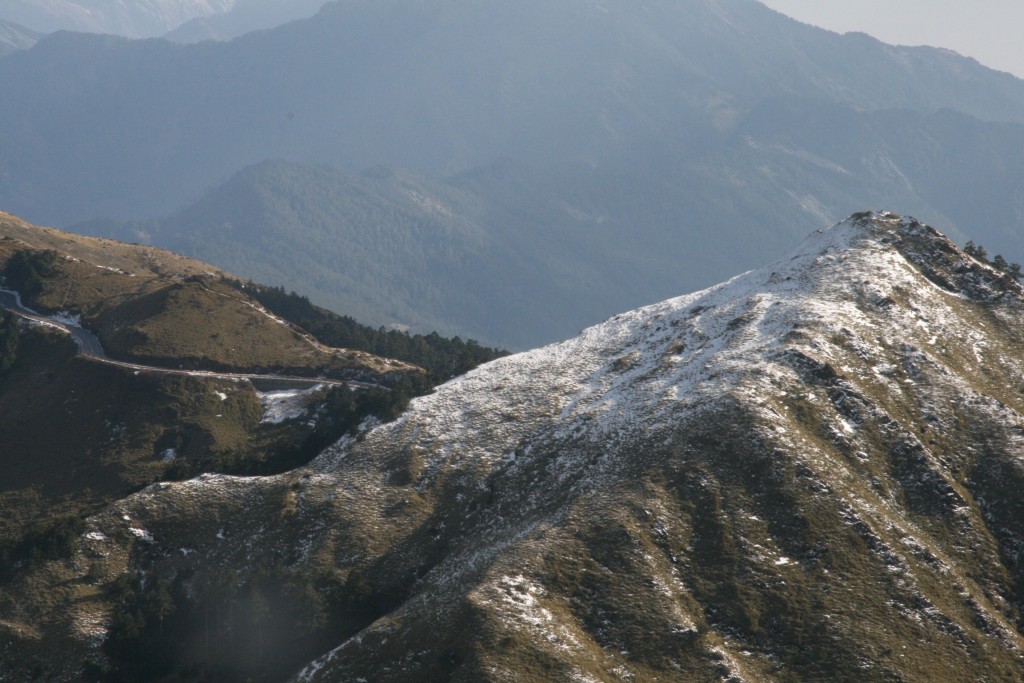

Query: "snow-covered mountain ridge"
left=335, top=210, right=1019, bottom=481
left=6, top=212, right=1024, bottom=681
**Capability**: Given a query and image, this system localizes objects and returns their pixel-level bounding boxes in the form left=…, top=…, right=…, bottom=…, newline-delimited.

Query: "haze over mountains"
left=4, top=0, right=1024, bottom=347
left=0, top=17, right=37, bottom=54
left=0, top=0, right=325, bottom=43
left=0, top=0, right=234, bottom=37
left=163, top=0, right=326, bottom=43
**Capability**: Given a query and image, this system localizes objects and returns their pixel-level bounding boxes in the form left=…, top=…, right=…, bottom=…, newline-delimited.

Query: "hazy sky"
left=758, top=0, right=1024, bottom=79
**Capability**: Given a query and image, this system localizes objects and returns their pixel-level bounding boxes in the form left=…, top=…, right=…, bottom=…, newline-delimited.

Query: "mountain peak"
left=290, top=214, right=1024, bottom=678
left=833, top=210, right=1021, bottom=301
left=328, top=213, right=1012, bottom=485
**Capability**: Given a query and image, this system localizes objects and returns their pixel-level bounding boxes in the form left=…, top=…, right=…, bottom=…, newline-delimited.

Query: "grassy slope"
left=0, top=212, right=420, bottom=555
left=0, top=327, right=272, bottom=543
left=0, top=211, right=414, bottom=377
left=0, top=210, right=516, bottom=683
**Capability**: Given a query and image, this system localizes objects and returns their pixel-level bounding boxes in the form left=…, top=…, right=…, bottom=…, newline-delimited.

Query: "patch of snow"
left=494, top=574, right=549, bottom=627
left=257, top=384, right=325, bottom=424
left=72, top=610, right=108, bottom=639
left=568, top=670, right=602, bottom=683
left=463, top=573, right=588, bottom=657
left=405, top=189, right=453, bottom=217
left=96, top=265, right=128, bottom=275
left=215, top=391, right=228, bottom=401
left=128, top=527, right=154, bottom=542
left=161, top=448, right=177, bottom=462
left=708, top=645, right=750, bottom=683
left=51, top=311, right=82, bottom=327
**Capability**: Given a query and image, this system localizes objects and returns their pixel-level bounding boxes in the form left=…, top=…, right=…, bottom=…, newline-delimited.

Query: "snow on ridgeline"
left=314, top=212, right=999, bottom=480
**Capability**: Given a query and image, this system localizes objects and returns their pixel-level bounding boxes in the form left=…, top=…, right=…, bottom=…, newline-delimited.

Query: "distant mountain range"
left=5, top=0, right=1024, bottom=346
left=79, top=159, right=705, bottom=348
left=6, top=213, right=1024, bottom=681
left=0, top=0, right=234, bottom=37
left=164, top=0, right=325, bottom=43
left=0, top=0, right=326, bottom=42
left=80, top=105, right=1024, bottom=347
left=6, top=0, right=1024, bottom=223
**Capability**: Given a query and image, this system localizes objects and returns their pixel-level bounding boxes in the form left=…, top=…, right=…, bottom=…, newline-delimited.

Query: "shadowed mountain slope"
left=39, top=0, right=1024, bottom=347
left=4, top=0, right=1024, bottom=226
left=5, top=213, right=1024, bottom=681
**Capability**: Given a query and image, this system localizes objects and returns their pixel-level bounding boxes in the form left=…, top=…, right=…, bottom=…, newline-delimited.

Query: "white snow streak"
left=257, top=384, right=324, bottom=424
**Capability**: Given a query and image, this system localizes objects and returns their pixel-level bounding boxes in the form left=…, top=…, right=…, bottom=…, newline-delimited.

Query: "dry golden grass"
left=0, top=212, right=418, bottom=378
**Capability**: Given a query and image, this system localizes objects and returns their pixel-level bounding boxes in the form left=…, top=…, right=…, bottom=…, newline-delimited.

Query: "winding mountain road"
left=0, top=288, right=105, bottom=355
left=0, top=289, right=377, bottom=389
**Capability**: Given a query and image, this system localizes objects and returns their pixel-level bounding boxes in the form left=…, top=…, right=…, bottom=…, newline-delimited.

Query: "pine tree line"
left=964, top=241, right=1023, bottom=280
left=225, top=279, right=507, bottom=383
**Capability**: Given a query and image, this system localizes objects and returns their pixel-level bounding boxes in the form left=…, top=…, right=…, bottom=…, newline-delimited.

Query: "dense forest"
left=228, top=279, right=507, bottom=383
left=2, top=248, right=58, bottom=297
